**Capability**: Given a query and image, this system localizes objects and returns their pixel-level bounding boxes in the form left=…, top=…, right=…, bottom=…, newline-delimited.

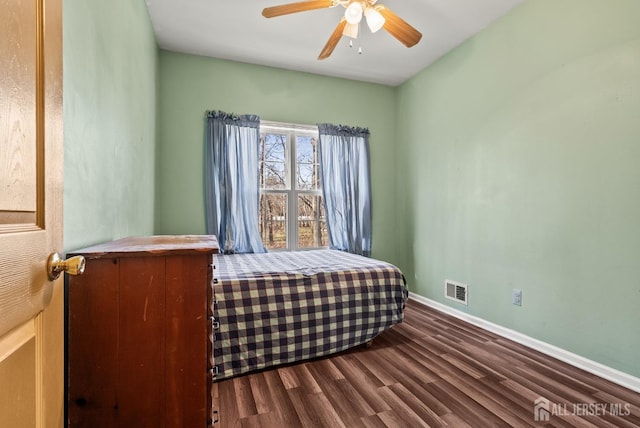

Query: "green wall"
left=397, top=0, right=640, bottom=376
left=156, top=52, right=399, bottom=263
left=63, top=0, right=158, bottom=251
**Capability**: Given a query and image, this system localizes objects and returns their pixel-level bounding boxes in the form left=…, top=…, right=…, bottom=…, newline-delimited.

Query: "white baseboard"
left=409, top=292, right=640, bottom=394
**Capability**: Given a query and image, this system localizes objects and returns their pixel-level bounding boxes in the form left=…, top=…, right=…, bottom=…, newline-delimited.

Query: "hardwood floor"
left=212, top=299, right=640, bottom=427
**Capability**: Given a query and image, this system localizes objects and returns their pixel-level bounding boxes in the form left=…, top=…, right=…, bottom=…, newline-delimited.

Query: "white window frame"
left=260, top=121, right=326, bottom=251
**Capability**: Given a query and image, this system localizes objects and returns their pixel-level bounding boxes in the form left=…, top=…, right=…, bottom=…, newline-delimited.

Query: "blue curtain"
left=317, top=123, right=372, bottom=256
left=205, top=111, right=266, bottom=253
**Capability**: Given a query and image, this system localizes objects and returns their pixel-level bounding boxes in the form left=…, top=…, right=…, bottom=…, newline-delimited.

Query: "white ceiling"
left=145, top=0, right=525, bottom=86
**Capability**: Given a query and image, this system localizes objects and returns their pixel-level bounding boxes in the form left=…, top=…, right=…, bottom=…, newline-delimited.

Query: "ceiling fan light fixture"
left=262, top=0, right=423, bottom=60
left=342, top=22, right=359, bottom=38
left=364, top=6, right=385, bottom=33
left=344, top=1, right=363, bottom=24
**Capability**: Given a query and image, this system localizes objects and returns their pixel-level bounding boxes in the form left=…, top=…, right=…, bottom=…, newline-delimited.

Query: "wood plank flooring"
left=212, top=299, right=640, bottom=427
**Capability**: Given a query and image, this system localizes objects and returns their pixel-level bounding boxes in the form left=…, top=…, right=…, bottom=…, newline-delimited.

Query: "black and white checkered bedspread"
left=211, top=249, right=408, bottom=380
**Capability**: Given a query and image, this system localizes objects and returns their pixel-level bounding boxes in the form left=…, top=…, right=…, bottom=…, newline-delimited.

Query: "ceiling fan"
left=262, top=0, right=422, bottom=60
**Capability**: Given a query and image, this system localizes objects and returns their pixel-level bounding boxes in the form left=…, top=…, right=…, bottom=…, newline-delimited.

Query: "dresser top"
left=68, top=235, right=219, bottom=259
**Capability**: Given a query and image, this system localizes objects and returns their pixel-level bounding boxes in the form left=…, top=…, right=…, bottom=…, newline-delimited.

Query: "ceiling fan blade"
left=262, top=0, right=335, bottom=18
left=318, top=18, right=347, bottom=60
left=376, top=5, right=422, bottom=48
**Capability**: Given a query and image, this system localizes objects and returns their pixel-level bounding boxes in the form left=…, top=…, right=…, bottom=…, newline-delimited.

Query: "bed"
left=210, top=249, right=408, bottom=381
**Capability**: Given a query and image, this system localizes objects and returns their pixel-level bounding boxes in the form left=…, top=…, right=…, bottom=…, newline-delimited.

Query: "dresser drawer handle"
left=208, top=316, right=220, bottom=330
left=208, top=410, right=219, bottom=425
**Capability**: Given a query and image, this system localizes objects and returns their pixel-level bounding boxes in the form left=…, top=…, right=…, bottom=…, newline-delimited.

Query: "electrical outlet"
left=512, top=289, right=522, bottom=306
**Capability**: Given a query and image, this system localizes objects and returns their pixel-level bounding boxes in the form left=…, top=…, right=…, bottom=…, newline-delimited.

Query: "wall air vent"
left=445, top=280, right=468, bottom=305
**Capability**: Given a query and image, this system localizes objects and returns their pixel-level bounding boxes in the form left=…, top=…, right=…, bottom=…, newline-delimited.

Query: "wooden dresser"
left=66, top=235, right=219, bottom=427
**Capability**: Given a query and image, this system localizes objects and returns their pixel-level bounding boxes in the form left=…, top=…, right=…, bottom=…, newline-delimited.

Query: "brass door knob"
left=47, top=252, right=86, bottom=281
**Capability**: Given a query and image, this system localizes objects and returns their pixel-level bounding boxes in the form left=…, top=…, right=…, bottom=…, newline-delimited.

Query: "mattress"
left=211, top=249, right=408, bottom=380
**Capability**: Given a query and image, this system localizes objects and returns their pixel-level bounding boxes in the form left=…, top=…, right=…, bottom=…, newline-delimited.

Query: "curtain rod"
left=261, top=120, right=318, bottom=133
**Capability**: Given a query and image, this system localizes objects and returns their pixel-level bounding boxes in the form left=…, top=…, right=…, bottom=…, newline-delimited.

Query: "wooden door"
left=0, top=0, right=63, bottom=426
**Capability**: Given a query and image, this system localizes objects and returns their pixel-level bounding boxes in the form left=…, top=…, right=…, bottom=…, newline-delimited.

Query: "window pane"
left=260, top=133, right=287, bottom=190
left=260, top=193, right=287, bottom=249
left=297, top=195, right=327, bottom=248
left=260, top=133, right=286, bottom=162
left=296, top=163, right=314, bottom=190
left=296, top=135, right=319, bottom=190
left=261, top=161, right=286, bottom=189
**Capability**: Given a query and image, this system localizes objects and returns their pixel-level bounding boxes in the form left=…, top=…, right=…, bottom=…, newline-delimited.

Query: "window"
left=259, top=122, right=328, bottom=250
